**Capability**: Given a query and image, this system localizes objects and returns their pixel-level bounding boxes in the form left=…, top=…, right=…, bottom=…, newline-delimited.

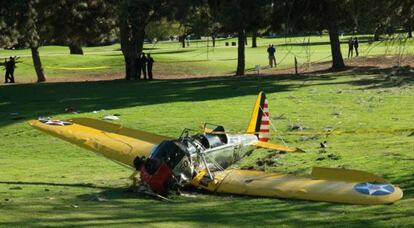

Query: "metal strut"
left=199, top=151, right=214, bottom=180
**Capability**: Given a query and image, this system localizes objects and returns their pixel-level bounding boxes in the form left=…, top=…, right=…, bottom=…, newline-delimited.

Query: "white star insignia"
left=356, top=183, right=393, bottom=195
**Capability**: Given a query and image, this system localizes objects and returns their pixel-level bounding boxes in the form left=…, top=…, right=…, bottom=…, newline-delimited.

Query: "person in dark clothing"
left=267, top=44, right=276, bottom=67
left=136, top=56, right=142, bottom=80
left=348, top=37, right=354, bottom=58
left=147, top=54, right=154, bottom=80
left=4, top=56, right=18, bottom=83
left=140, top=52, right=148, bottom=80
left=354, top=37, right=359, bottom=57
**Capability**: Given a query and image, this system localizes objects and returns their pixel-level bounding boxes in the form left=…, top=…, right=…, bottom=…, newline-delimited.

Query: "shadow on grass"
left=0, top=181, right=108, bottom=189
left=0, top=74, right=305, bottom=128
left=296, top=65, right=414, bottom=89
left=1, top=65, right=413, bottom=128
left=1, top=184, right=411, bottom=226
left=349, top=66, right=414, bottom=89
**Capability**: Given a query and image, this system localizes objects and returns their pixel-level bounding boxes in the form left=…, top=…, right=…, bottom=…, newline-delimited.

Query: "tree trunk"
left=244, top=33, right=248, bottom=46
left=325, top=0, right=345, bottom=71
left=119, top=3, right=149, bottom=81
left=212, top=34, right=216, bottom=47
left=374, top=27, right=380, bottom=41
left=69, top=44, right=84, bottom=55
left=119, top=13, right=137, bottom=80
left=252, top=30, right=257, bottom=48
left=30, top=45, right=46, bottom=82
left=407, top=25, right=412, bottom=38
left=181, top=34, right=186, bottom=48
left=236, top=29, right=245, bottom=76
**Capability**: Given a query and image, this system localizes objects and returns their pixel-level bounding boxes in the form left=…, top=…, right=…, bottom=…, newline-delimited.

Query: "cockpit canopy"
left=149, top=140, right=189, bottom=169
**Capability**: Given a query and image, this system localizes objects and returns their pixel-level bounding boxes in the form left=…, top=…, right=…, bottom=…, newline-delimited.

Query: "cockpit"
left=137, top=126, right=230, bottom=195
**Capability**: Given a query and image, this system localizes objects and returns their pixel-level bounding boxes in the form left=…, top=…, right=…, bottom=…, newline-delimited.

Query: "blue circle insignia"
left=354, top=182, right=395, bottom=196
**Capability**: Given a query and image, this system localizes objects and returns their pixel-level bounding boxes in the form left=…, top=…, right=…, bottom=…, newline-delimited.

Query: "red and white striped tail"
left=259, top=99, right=270, bottom=142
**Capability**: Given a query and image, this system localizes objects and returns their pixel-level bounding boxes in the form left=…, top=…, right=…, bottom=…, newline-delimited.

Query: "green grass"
left=1, top=35, right=414, bottom=81
left=1, top=67, right=414, bottom=226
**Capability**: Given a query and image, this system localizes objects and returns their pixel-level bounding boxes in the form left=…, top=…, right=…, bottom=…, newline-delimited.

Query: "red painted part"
left=140, top=161, right=173, bottom=196
left=259, top=98, right=270, bottom=142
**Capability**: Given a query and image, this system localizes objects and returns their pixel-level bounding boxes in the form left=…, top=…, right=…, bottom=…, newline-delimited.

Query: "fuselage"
left=190, top=133, right=258, bottom=171
left=139, top=132, right=259, bottom=194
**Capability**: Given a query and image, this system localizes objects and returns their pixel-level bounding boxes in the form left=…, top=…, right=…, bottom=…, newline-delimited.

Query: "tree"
left=396, top=0, right=414, bottom=38
left=324, top=0, right=345, bottom=70
left=2, top=1, right=63, bottom=80
left=347, top=0, right=397, bottom=41
left=1, top=0, right=118, bottom=81
left=118, top=0, right=195, bottom=80
left=145, top=18, right=182, bottom=42
left=0, top=0, right=47, bottom=82
left=209, top=0, right=271, bottom=76
left=48, top=0, right=117, bottom=55
left=269, top=0, right=345, bottom=70
left=0, top=1, right=21, bottom=47
left=177, top=3, right=222, bottom=48
left=27, top=0, right=46, bottom=82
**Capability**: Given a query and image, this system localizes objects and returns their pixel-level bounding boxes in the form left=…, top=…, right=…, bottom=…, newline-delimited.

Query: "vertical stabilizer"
left=246, top=91, right=270, bottom=142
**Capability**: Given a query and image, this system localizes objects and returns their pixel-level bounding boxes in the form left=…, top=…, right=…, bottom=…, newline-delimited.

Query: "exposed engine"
left=133, top=126, right=257, bottom=195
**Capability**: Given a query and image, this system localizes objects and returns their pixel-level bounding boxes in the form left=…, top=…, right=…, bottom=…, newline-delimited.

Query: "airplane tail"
left=246, top=91, right=270, bottom=142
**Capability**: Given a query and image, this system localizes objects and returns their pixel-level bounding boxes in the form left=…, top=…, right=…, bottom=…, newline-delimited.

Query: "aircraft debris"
left=103, top=115, right=119, bottom=121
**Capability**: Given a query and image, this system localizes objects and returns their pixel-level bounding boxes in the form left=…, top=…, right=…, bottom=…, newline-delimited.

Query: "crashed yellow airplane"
left=29, top=92, right=403, bottom=204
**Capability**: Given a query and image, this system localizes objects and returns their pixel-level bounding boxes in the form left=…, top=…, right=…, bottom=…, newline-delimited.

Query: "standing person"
left=136, top=55, right=142, bottom=80
left=186, top=34, right=190, bottom=47
left=354, top=37, right=359, bottom=57
left=267, top=44, right=277, bottom=67
left=147, top=54, right=154, bottom=80
left=4, top=56, right=18, bottom=83
left=266, top=44, right=271, bottom=66
left=140, top=52, right=148, bottom=80
left=348, top=37, right=354, bottom=58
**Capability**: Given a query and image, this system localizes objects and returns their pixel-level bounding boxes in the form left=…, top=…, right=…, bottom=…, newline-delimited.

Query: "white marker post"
left=255, top=65, right=261, bottom=76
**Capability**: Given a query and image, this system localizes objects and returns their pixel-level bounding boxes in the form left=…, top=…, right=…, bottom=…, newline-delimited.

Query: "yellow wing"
left=29, top=118, right=170, bottom=168
left=253, top=141, right=302, bottom=153
left=192, top=168, right=403, bottom=204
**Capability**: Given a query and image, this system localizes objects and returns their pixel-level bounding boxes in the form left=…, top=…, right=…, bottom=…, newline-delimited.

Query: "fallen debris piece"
left=316, top=157, right=326, bottom=161
left=300, top=135, right=320, bottom=141
left=332, top=111, right=342, bottom=117
left=318, top=149, right=327, bottom=154
left=103, top=115, right=119, bottom=121
left=88, top=195, right=108, bottom=202
left=327, top=154, right=341, bottom=160
left=289, top=124, right=304, bottom=131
